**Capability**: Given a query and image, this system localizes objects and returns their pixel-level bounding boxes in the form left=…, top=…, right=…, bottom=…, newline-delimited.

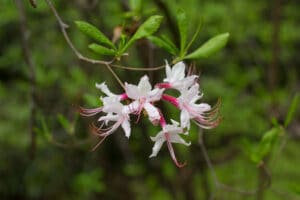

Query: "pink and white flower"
left=162, top=83, right=221, bottom=129
left=156, top=61, right=197, bottom=91
left=78, top=60, right=221, bottom=167
left=149, top=120, right=191, bottom=167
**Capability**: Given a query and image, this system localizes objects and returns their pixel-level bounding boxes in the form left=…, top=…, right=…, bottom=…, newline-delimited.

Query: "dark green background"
left=0, top=0, right=299, bottom=199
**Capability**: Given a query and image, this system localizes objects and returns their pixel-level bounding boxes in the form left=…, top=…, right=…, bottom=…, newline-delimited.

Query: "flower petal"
left=147, top=88, right=164, bottom=102
left=125, top=83, right=140, bottom=100
left=121, top=119, right=131, bottom=138
left=138, top=75, right=152, bottom=93
left=149, top=138, right=165, bottom=158
left=95, top=82, right=116, bottom=97
left=171, top=62, right=185, bottom=82
left=144, top=102, right=160, bottom=122
left=180, top=109, right=191, bottom=129
left=194, top=103, right=211, bottom=113
left=169, top=134, right=191, bottom=146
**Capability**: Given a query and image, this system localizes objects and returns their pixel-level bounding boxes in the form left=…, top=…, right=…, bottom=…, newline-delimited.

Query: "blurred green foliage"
left=0, top=0, right=299, bottom=200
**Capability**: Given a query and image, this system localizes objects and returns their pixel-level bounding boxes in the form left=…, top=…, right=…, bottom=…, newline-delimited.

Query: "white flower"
left=125, top=75, right=164, bottom=123
left=98, top=97, right=131, bottom=138
left=178, top=84, right=219, bottom=129
left=162, top=61, right=197, bottom=91
left=96, top=82, right=128, bottom=100
left=149, top=120, right=190, bottom=167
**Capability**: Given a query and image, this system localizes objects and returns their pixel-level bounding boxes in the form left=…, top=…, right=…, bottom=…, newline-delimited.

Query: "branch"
left=44, top=0, right=126, bottom=88
left=29, top=0, right=37, bottom=8
left=198, top=131, right=272, bottom=197
left=44, top=0, right=166, bottom=89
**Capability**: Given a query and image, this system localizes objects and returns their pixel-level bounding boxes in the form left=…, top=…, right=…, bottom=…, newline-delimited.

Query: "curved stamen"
left=165, top=132, right=186, bottom=168
left=77, top=106, right=103, bottom=117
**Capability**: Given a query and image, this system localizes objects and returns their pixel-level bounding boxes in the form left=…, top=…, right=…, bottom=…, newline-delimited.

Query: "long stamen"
left=165, top=132, right=186, bottom=168
left=77, top=106, right=103, bottom=117
left=91, top=135, right=107, bottom=151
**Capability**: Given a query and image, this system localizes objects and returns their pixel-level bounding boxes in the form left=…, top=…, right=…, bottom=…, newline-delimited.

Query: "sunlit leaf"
left=176, top=9, right=188, bottom=52
left=75, top=21, right=115, bottom=48
left=251, top=127, right=282, bottom=163
left=121, top=15, right=163, bottom=52
left=184, top=32, right=229, bottom=59
left=89, top=43, right=116, bottom=56
left=147, top=36, right=178, bottom=55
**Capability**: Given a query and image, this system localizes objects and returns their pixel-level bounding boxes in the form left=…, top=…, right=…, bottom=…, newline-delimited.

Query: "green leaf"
left=147, top=36, right=178, bottom=55
left=251, top=127, right=282, bottom=163
left=75, top=21, right=115, bottom=48
left=184, top=32, right=229, bottom=59
left=121, top=15, right=163, bottom=52
left=89, top=43, right=116, bottom=56
left=129, top=0, right=142, bottom=12
left=57, top=114, right=70, bottom=131
left=176, top=9, right=188, bottom=52
left=284, top=93, right=299, bottom=127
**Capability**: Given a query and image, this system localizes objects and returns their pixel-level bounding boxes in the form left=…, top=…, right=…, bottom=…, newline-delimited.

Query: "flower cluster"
left=79, top=61, right=220, bottom=167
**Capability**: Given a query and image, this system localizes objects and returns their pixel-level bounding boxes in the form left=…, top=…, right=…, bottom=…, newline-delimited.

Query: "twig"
left=111, top=64, right=165, bottom=71
left=44, top=0, right=125, bottom=88
left=44, top=0, right=167, bottom=89
left=29, top=0, right=37, bottom=8
left=16, top=0, right=37, bottom=160
left=198, top=131, right=272, bottom=197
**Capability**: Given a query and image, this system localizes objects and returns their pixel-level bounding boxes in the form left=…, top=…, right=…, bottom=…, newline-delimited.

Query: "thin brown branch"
left=198, top=131, right=272, bottom=197
left=29, top=0, right=37, bottom=8
left=111, top=64, right=165, bottom=71
left=44, top=0, right=110, bottom=66
left=16, top=0, right=37, bottom=160
left=44, top=0, right=167, bottom=89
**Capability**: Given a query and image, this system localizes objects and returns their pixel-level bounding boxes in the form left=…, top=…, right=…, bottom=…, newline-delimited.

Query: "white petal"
left=125, top=83, right=140, bottom=100
left=169, top=134, right=191, bottom=146
left=149, top=139, right=165, bottom=158
left=144, top=103, right=160, bottom=122
left=121, top=119, right=131, bottom=138
left=95, top=82, right=116, bottom=97
left=194, top=103, right=211, bottom=112
left=164, top=60, right=172, bottom=81
left=171, top=62, right=185, bottom=81
left=186, top=84, right=200, bottom=101
left=98, top=114, right=118, bottom=122
left=123, top=101, right=139, bottom=114
left=138, top=75, right=152, bottom=93
left=102, top=101, right=123, bottom=113
left=147, top=88, right=164, bottom=102
left=170, top=119, right=180, bottom=126
left=180, top=109, right=191, bottom=129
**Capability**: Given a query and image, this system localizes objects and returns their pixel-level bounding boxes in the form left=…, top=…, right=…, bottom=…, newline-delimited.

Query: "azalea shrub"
left=79, top=61, right=221, bottom=167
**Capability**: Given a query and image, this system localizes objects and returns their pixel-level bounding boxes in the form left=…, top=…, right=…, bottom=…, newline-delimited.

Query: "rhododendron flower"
left=125, top=75, right=164, bottom=124
left=157, top=61, right=197, bottom=91
left=150, top=120, right=191, bottom=167
left=79, top=60, right=220, bottom=167
left=162, top=84, right=220, bottom=129
left=98, top=100, right=131, bottom=138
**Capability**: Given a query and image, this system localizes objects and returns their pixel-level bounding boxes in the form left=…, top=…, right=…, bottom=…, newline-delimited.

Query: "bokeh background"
left=0, top=0, right=299, bottom=199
